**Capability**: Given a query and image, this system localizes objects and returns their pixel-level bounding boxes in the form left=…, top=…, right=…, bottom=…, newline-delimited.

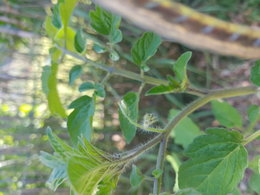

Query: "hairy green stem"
left=243, top=130, right=260, bottom=145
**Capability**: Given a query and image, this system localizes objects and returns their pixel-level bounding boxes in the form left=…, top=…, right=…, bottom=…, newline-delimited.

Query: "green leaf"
left=119, top=92, right=139, bottom=143
left=93, top=44, right=106, bottom=53
left=41, top=63, right=67, bottom=118
left=79, top=82, right=106, bottom=98
left=67, top=96, right=95, bottom=144
left=168, top=109, right=203, bottom=148
left=130, top=165, right=143, bottom=187
left=211, top=100, right=242, bottom=128
left=45, top=16, right=59, bottom=38
left=39, top=151, right=67, bottom=191
left=249, top=172, right=260, bottom=194
left=131, top=32, right=161, bottom=69
left=174, top=188, right=202, bottom=195
left=51, top=4, right=62, bottom=29
left=46, top=127, right=73, bottom=159
left=69, top=65, right=82, bottom=85
left=109, top=50, right=120, bottom=61
left=178, top=128, right=248, bottom=195
left=250, top=60, right=260, bottom=86
left=152, top=169, right=163, bottom=179
left=172, top=51, right=192, bottom=84
left=89, top=6, right=122, bottom=44
left=74, top=30, right=86, bottom=53
left=67, top=138, right=123, bottom=195
left=146, top=84, right=175, bottom=96
left=247, top=105, right=260, bottom=127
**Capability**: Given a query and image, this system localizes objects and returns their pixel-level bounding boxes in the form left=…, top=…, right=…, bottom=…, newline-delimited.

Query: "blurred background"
left=0, top=0, right=259, bottom=194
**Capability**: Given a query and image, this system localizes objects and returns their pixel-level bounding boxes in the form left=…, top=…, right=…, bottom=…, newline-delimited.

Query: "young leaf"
left=55, top=27, right=76, bottom=52
left=152, top=169, right=163, bottom=179
left=69, top=65, right=82, bottom=85
left=250, top=60, right=260, bottom=86
left=89, top=6, right=122, bottom=44
left=247, top=105, right=260, bottom=128
left=67, top=138, right=124, bottom=195
left=118, top=92, right=139, bottom=143
left=168, top=109, right=203, bottom=148
left=74, top=30, right=86, bottom=53
left=93, top=44, right=106, bottom=53
left=79, top=82, right=95, bottom=92
left=172, top=51, right=192, bottom=84
left=178, top=128, right=248, bottom=195
left=130, top=165, right=143, bottom=187
left=39, top=151, right=67, bottom=191
left=211, top=100, right=242, bottom=128
left=131, top=32, right=161, bottom=70
left=46, top=127, right=73, bottom=159
left=67, top=96, right=95, bottom=144
left=146, top=84, right=176, bottom=96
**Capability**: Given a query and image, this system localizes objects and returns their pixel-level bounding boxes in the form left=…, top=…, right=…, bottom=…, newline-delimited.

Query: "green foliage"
left=172, top=51, right=191, bottom=87
left=249, top=172, right=260, bottom=194
left=51, top=4, right=62, bottom=29
left=247, top=104, right=260, bottom=128
left=130, top=165, right=143, bottom=187
left=67, top=96, right=95, bottom=144
left=118, top=92, right=139, bottom=143
left=131, top=32, right=161, bottom=71
left=250, top=60, right=260, bottom=86
left=211, top=100, right=242, bottom=128
left=67, top=138, right=124, bottom=195
left=146, top=52, right=191, bottom=95
left=152, top=169, right=163, bottom=179
left=41, top=62, right=67, bottom=118
left=168, top=109, right=203, bottom=148
left=79, top=82, right=106, bottom=98
left=179, top=128, right=248, bottom=195
left=89, top=6, right=122, bottom=44
left=74, top=30, right=86, bottom=53
left=69, top=65, right=82, bottom=85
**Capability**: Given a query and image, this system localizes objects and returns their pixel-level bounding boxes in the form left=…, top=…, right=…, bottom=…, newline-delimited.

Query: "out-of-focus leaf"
left=79, top=82, right=106, bottom=98
left=59, top=0, right=78, bottom=29
left=211, top=100, right=242, bottom=128
left=249, top=172, right=260, bottom=194
left=168, top=109, right=203, bottom=148
left=152, top=169, right=163, bottom=179
left=179, top=128, right=247, bottom=195
left=55, top=27, right=76, bottom=52
left=52, top=4, right=62, bottom=29
left=247, top=105, right=260, bottom=128
left=118, top=92, right=139, bottom=143
left=45, top=16, right=59, bottom=39
left=130, top=165, right=143, bottom=187
left=250, top=60, right=260, bottom=86
left=41, top=62, right=66, bottom=118
left=39, top=151, right=67, bottom=191
left=89, top=6, right=122, bottom=44
left=67, top=96, right=95, bottom=144
left=69, top=65, right=82, bottom=85
left=74, top=29, right=86, bottom=53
